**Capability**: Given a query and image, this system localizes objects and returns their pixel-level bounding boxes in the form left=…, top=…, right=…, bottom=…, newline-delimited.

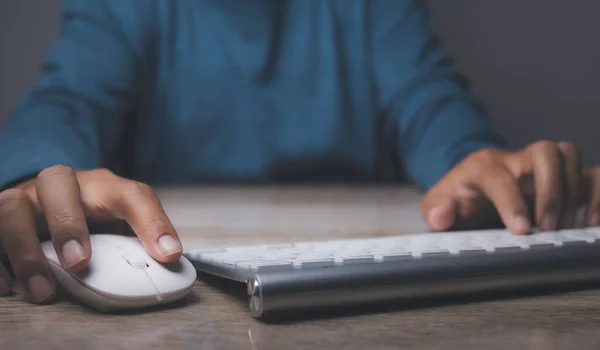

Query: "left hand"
left=421, top=140, right=600, bottom=234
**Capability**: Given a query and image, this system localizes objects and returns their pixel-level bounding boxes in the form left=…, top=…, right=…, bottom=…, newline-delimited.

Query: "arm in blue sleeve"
left=0, top=0, right=148, bottom=189
left=369, top=0, right=509, bottom=191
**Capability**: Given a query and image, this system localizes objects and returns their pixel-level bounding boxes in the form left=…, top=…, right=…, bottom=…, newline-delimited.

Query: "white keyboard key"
left=292, top=242, right=316, bottom=249
left=420, top=249, right=452, bottom=258
left=561, top=229, right=597, bottom=243
left=374, top=252, right=413, bottom=262
left=529, top=231, right=570, bottom=246
left=457, top=245, right=488, bottom=255
left=293, top=258, right=335, bottom=269
left=192, top=247, right=226, bottom=255
left=334, top=255, right=374, bottom=265
left=583, top=227, right=600, bottom=239
left=223, top=255, right=265, bottom=264
left=225, top=246, right=264, bottom=253
left=535, top=231, right=587, bottom=247
left=230, top=259, right=261, bottom=266
left=193, top=252, right=228, bottom=263
left=494, top=246, right=524, bottom=253
left=499, top=234, right=554, bottom=250
left=527, top=243, right=556, bottom=250
left=237, top=261, right=294, bottom=272
left=469, top=233, right=519, bottom=252
left=262, top=243, right=294, bottom=249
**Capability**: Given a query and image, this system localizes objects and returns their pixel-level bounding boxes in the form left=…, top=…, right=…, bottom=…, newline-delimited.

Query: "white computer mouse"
left=41, top=234, right=197, bottom=312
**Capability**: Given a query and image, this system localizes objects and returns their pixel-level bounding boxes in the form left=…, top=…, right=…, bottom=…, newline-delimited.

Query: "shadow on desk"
left=196, top=271, right=600, bottom=324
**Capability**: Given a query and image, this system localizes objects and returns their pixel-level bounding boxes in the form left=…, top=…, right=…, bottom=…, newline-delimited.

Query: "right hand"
left=0, top=166, right=182, bottom=304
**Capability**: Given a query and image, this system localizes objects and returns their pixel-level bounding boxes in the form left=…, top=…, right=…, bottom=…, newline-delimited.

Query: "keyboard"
left=184, top=228, right=600, bottom=319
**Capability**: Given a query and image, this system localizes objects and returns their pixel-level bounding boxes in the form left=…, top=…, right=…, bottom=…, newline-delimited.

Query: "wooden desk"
left=1, top=186, right=600, bottom=350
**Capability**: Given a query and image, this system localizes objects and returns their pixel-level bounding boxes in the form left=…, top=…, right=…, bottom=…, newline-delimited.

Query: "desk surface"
left=1, top=186, right=600, bottom=350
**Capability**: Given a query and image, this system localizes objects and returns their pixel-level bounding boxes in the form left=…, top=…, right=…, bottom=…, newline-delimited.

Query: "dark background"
left=1, top=0, right=598, bottom=164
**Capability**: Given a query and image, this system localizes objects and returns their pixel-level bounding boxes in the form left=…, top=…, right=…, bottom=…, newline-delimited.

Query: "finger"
left=36, top=165, right=91, bottom=271
left=583, top=168, right=600, bottom=226
left=477, top=166, right=531, bottom=235
left=422, top=196, right=458, bottom=231
left=109, top=181, right=182, bottom=262
left=0, top=189, right=55, bottom=303
left=420, top=183, right=455, bottom=230
left=557, top=142, right=583, bottom=228
left=527, top=141, right=564, bottom=231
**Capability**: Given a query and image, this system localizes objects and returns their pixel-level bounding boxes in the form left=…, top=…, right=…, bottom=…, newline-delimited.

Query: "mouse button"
left=145, top=258, right=198, bottom=294
left=75, top=246, right=159, bottom=299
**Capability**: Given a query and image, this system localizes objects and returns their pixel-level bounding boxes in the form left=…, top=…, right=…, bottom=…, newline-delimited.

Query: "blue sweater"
left=0, top=0, right=506, bottom=190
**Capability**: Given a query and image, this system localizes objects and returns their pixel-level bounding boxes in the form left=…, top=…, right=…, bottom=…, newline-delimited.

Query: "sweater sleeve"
left=0, top=0, right=148, bottom=189
left=369, top=0, right=508, bottom=191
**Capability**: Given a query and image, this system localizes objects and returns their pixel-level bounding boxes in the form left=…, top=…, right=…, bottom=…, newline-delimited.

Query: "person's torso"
left=117, top=0, right=402, bottom=185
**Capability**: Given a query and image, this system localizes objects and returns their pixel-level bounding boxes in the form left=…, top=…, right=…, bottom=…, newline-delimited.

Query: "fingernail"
left=427, top=206, right=443, bottom=230
left=158, top=235, right=182, bottom=256
left=28, top=275, right=53, bottom=302
left=0, top=277, right=10, bottom=295
left=62, top=240, right=86, bottom=268
left=542, top=214, right=557, bottom=231
left=514, top=215, right=530, bottom=233
left=427, top=204, right=454, bottom=231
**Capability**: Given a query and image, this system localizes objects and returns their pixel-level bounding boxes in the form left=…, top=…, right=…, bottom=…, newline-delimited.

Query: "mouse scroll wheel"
left=123, top=254, right=149, bottom=269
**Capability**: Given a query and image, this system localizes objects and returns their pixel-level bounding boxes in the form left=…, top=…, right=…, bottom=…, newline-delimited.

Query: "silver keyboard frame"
left=185, top=236, right=600, bottom=320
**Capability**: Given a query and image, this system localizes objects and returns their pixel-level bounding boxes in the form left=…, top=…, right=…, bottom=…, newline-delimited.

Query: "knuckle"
left=93, top=168, right=116, bottom=178
left=558, top=141, right=579, bottom=156
left=532, top=140, right=558, bottom=155
left=559, top=142, right=582, bottom=170
left=0, top=188, right=29, bottom=212
left=122, top=181, right=153, bottom=197
left=5, top=237, right=40, bottom=263
left=143, top=215, right=169, bottom=233
left=147, top=215, right=165, bottom=225
left=37, top=164, right=74, bottom=183
left=462, top=150, right=500, bottom=178
left=50, top=208, right=83, bottom=227
left=468, top=149, right=497, bottom=164
left=51, top=227, right=86, bottom=244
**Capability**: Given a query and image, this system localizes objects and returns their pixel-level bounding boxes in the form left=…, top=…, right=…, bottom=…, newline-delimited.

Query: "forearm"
left=369, top=0, right=507, bottom=190
left=0, top=105, right=105, bottom=190
left=394, top=94, right=508, bottom=190
left=0, top=0, right=147, bottom=189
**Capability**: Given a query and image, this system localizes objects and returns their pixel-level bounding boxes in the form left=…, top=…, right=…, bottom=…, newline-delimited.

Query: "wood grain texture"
left=2, top=186, right=600, bottom=350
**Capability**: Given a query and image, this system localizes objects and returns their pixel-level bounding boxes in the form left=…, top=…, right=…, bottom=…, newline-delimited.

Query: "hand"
left=0, top=166, right=182, bottom=303
left=421, top=140, right=597, bottom=234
